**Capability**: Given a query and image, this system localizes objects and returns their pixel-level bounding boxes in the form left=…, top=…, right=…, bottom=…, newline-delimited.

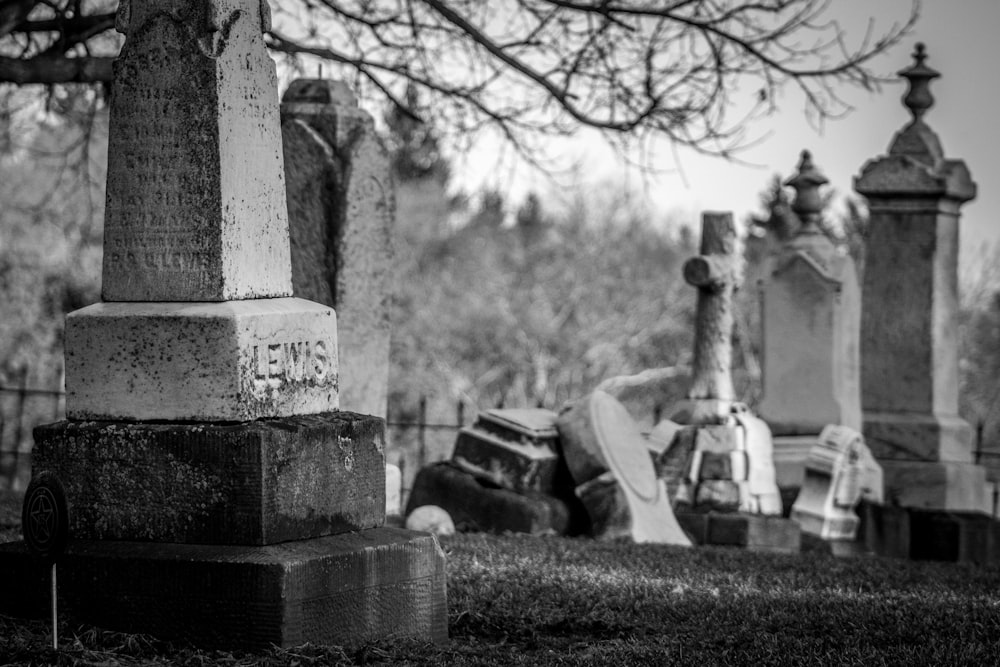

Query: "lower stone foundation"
left=676, top=511, right=801, bottom=553
left=0, top=527, right=447, bottom=650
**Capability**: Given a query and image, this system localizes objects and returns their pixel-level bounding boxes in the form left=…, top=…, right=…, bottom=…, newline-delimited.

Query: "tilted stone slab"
left=0, top=527, right=447, bottom=650
left=65, top=298, right=338, bottom=421
left=102, top=0, right=292, bottom=301
left=32, top=412, right=384, bottom=545
left=558, top=391, right=692, bottom=545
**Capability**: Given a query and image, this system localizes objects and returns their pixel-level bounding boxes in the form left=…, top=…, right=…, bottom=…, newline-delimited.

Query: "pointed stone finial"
left=785, top=150, right=828, bottom=232
left=899, top=42, right=940, bottom=122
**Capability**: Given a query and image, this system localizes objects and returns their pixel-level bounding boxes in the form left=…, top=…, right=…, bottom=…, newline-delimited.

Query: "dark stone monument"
left=0, top=0, right=446, bottom=649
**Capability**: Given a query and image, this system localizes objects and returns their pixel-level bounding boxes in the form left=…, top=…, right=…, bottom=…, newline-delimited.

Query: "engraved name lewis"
left=249, top=339, right=337, bottom=390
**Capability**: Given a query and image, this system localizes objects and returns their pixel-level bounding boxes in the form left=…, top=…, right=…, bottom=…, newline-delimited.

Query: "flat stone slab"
left=65, top=298, right=338, bottom=421
left=406, top=462, right=580, bottom=536
left=32, top=412, right=384, bottom=545
left=0, top=527, right=447, bottom=650
left=676, top=511, right=801, bottom=553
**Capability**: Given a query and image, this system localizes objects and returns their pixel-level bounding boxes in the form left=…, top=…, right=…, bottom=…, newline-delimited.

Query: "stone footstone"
left=65, top=298, right=339, bottom=421
left=0, top=527, right=447, bottom=651
left=675, top=511, right=801, bottom=553
left=771, top=435, right=816, bottom=489
left=406, top=462, right=578, bottom=536
left=31, top=412, right=383, bottom=545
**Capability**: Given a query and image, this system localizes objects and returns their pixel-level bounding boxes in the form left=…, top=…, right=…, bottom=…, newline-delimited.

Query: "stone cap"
left=282, top=78, right=360, bottom=114
left=854, top=43, right=976, bottom=202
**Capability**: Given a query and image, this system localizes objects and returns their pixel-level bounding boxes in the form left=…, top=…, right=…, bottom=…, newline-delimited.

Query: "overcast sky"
left=451, top=0, right=999, bottom=265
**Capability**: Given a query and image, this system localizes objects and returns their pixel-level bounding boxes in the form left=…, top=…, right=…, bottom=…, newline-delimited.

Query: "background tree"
left=1, top=0, right=917, bottom=163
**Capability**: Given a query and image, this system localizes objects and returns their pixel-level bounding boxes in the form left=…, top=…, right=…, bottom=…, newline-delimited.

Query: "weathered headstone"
left=668, top=212, right=784, bottom=517
left=0, top=0, right=446, bottom=649
left=558, top=391, right=692, bottom=545
left=854, top=44, right=989, bottom=512
left=759, top=151, right=862, bottom=488
left=790, top=425, right=883, bottom=541
left=281, top=79, right=394, bottom=420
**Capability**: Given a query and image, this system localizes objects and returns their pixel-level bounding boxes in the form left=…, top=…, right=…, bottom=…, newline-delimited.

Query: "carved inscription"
left=251, top=340, right=336, bottom=389
left=103, top=14, right=221, bottom=298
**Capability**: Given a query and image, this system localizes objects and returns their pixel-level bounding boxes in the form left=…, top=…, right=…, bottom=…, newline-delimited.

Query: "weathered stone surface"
left=281, top=79, right=393, bottom=418
left=406, top=462, right=576, bottom=536
left=880, top=460, right=988, bottom=512
left=558, top=391, right=691, bottom=545
left=675, top=511, right=801, bottom=553
left=597, top=367, right=687, bottom=432
left=674, top=411, right=782, bottom=516
left=65, top=298, right=338, bottom=421
left=451, top=427, right=560, bottom=495
left=857, top=502, right=1000, bottom=563
left=646, top=419, right=686, bottom=500
left=759, top=233, right=861, bottom=436
left=31, top=412, right=384, bottom=545
left=576, top=472, right=690, bottom=544
left=770, top=435, right=816, bottom=489
left=103, top=0, right=292, bottom=301
left=863, top=412, right=973, bottom=463
left=790, top=425, right=883, bottom=541
left=0, top=527, right=447, bottom=650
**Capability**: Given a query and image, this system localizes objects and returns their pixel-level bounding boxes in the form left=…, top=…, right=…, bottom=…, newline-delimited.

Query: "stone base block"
left=451, top=426, right=560, bottom=495
left=406, top=462, right=581, bottom=535
left=66, top=298, right=338, bottom=421
left=32, top=412, right=385, bottom=545
left=881, top=460, right=989, bottom=512
left=676, top=511, right=801, bottom=553
left=863, top=412, right=973, bottom=463
left=0, top=528, right=446, bottom=650
left=858, top=502, right=1000, bottom=564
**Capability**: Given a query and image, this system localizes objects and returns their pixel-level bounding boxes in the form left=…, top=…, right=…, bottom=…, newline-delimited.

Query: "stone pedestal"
left=0, top=528, right=447, bottom=650
left=854, top=43, right=989, bottom=514
left=65, top=299, right=339, bottom=421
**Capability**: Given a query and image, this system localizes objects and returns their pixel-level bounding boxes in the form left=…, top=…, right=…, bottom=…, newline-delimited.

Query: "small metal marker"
left=22, top=472, right=70, bottom=650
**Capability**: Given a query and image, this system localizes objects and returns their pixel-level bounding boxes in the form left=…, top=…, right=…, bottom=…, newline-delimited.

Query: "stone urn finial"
left=785, top=150, right=828, bottom=234
left=900, top=42, right=940, bottom=123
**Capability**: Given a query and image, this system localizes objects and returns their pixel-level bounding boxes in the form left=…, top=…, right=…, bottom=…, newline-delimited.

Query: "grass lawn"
left=2, top=507, right=999, bottom=665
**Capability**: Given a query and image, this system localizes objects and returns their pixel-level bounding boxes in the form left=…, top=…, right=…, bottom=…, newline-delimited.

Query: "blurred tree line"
left=2, top=81, right=1000, bottom=477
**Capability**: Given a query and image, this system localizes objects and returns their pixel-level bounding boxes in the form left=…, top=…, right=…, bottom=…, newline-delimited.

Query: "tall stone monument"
left=281, top=79, right=394, bottom=419
left=759, top=151, right=862, bottom=488
left=0, top=0, right=446, bottom=649
left=854, top=43, right=988, bottom=512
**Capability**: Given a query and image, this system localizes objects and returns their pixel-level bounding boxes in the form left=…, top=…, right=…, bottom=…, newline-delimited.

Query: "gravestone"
left=854, top=44, right=989, bottom=512
left=0, top=0, right=446, bottom=649
left=668, top=212, right=783, bottom=517
left=558, top=391, right=692, bottom=544
left=281, top=79, right=393, bottom=420
left=790, top=425, right=883, bottom=541
left=759, top=151, right=862, bottom=488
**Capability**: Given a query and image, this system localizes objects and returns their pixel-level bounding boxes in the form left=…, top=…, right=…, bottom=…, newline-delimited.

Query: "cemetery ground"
left=1, top=493, right=998, bottom=666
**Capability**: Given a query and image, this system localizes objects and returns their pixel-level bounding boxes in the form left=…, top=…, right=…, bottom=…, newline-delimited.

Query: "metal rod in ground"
left=418, top=396, right=427, bottom=473
left=51, top=563, right=57, bottom=649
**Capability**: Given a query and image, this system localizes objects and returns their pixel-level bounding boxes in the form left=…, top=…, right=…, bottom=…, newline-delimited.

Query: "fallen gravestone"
left=0, top=0, right=445, bottom=649
left=790, top=425, right=883, bottom=541
left=406, top=408, right=583, bottom=535
left=557, top=391, right=692, bottom=545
